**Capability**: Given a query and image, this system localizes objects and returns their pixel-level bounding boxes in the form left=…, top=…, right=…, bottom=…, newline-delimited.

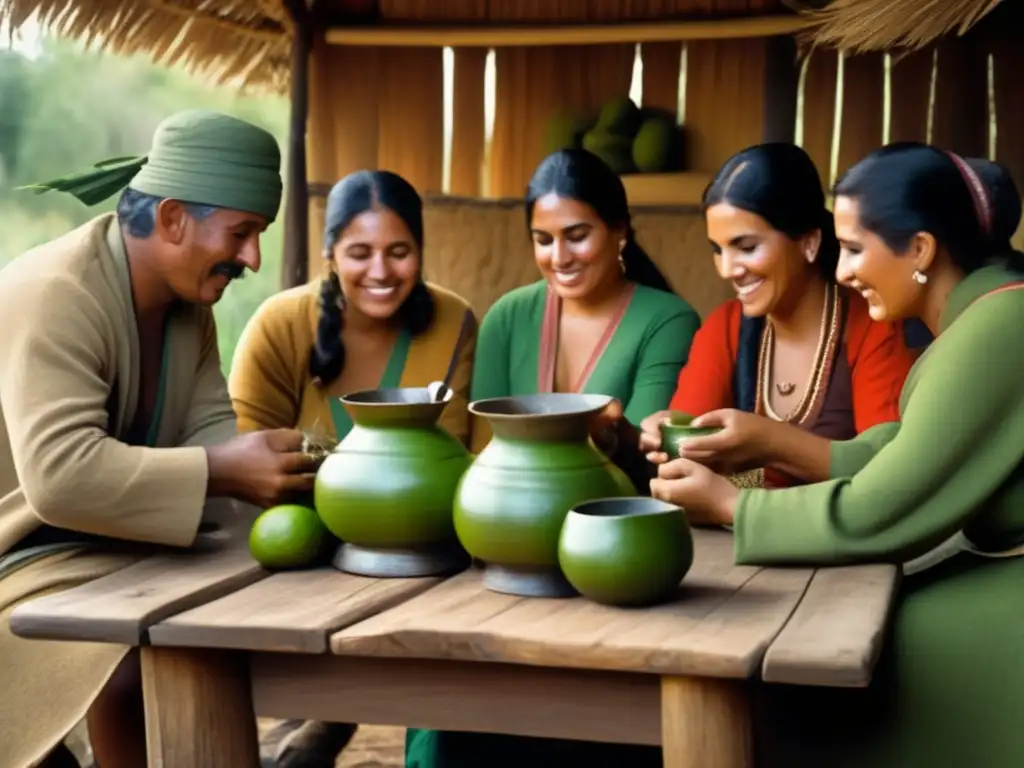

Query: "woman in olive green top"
left=407, top=149, right=699, bottom=768
left=651, top=144, right=1024, bottom=767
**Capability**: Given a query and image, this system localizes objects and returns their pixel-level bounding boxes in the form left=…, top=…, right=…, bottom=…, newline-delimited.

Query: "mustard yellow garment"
left=228, top=281, right=477, bottom=446
left=0, top=213, right=239, bottom=768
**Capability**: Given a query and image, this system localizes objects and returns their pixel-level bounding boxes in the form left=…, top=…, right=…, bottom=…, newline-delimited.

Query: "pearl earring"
left=913, top=270, right=928, bottom=285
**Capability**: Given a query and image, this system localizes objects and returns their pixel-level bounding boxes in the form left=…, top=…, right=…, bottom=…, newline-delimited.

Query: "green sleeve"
left=469, top=298, right=512, bottom=401
left=734, top=291, right=1024, bottom=566
left=622, top=305, right=701, bottom=425
left=829, top=421, right=902, bottom=479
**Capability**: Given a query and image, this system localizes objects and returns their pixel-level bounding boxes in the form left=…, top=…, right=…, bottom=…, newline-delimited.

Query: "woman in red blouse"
left=640, top=143, right=916, bottom=488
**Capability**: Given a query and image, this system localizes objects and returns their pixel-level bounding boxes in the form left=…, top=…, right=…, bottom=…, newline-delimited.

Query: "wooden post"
left=661, top=676, right=753, bottom=767
left=282, top=0, right=313, bottom=289
left=141, top=646, right=260, bottom=768
left=762, top=35, right=799, bottom=144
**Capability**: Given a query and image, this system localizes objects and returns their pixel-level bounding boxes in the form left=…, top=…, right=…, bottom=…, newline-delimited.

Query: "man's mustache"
left=210, top=261, right=245, bottom=280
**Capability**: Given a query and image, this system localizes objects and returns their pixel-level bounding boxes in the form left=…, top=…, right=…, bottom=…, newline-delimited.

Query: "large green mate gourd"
left=453, top=394, right=636, bottom=598
left=314, top=388, right=471, bottom=577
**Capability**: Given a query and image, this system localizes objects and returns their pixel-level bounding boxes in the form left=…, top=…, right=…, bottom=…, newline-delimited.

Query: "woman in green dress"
left=650, top=143, right=1024, bottom=767
left=406, top=148, right=699, bottom=768
left=466, top=148, right=701, bottom=455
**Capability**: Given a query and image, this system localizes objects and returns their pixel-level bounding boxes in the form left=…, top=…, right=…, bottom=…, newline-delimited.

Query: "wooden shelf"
left=622, top=172, right=713, bottom=207
left=325, top=15, right=808, bottom=47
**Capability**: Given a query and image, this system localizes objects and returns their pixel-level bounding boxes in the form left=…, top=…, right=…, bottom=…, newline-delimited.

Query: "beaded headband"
left=945, top=151, right=993, bottom=239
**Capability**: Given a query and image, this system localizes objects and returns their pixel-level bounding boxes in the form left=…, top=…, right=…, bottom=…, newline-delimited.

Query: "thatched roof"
left=13, top=0, right=1004, bottom=93
left=790, top=0, right=1004, bottom=53
left=4, top=0, right=806, bottom=94
left=0, top=0, right=295, bottom=92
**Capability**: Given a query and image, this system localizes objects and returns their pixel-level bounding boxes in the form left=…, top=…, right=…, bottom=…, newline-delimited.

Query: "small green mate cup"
left=659, top=411, right=722, bottom=460
left=558, top=497, right=693, bottom=607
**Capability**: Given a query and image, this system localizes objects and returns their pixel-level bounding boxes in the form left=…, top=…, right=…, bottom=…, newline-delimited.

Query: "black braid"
left=310, top=270, right=346, bottom=384
left=308, top=170, right=436, bottom=387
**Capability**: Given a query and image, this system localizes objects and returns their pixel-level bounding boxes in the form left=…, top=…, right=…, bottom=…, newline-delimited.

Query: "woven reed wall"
left=304, top=3, right=1023, bottom=302
left=418, top=197, right=734, bottom=321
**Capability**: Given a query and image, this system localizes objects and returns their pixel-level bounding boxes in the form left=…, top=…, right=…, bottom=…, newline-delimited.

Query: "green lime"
left=249, top=504, right=330, bottom=570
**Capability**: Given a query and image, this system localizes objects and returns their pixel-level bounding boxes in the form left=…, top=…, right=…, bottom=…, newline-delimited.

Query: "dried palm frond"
left=785, top=0, right=1003, bottom=53
left=0, top=0, right=293, bottom=93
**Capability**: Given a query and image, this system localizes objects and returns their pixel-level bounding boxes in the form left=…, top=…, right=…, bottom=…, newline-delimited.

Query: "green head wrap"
left=19, top=110, right=283, bottom=221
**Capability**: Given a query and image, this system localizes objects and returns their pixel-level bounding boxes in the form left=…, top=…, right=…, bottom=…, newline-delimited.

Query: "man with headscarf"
left=0, top=110, right=317, bottom=768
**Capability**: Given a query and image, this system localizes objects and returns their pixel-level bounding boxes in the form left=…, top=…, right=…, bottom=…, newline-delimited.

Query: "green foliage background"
left=0, top=37, right=290, bottom=373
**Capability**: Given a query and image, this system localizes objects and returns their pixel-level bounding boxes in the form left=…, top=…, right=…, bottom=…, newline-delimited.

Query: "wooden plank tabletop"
left=149, top=568, right=444, bottom=653
left=9, top=526, right=266, bottom=645
left=10, top=515, right=900, bottom=690
left=760, top=563, right=900, bottom=687
left=330, top=529, right=817, bottom=678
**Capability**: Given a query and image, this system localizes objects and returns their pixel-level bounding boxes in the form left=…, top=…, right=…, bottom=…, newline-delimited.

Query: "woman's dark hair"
left=703, top=142, right=840, bottom=281
left=310, top=170, right=435, bottom=386
left=966, top=158, right=1022, bottom=255
left=525, top=148, right=674, bottom=294
left=832, top=142, right=1024, bottom=275
left=901, top=158, right=1024, bottom=353
left=702, top=143, right=840, bottom=412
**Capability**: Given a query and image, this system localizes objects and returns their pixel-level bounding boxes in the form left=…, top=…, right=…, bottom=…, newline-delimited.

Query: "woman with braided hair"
left=230, top=169, right=476, bottom=443
left=651, top=142, right=1024, bottom=767
left=229, top=169, right=477, bottom=768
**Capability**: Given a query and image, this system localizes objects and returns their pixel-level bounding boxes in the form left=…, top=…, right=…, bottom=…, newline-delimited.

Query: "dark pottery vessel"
left=315, top=387, right=472, bottom=578
left=558, top=497, right=693, bottom=607
left=659, top=414, right=722, bottom=461
left=454, top=393, right=636, bottom=598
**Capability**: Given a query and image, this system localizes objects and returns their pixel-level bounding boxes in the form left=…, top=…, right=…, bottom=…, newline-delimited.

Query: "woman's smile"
left=552, top=266, right=586, bottom=287
left=733, top=277, right=765, bottom=301
left=360, top=283, right=399, bottom=300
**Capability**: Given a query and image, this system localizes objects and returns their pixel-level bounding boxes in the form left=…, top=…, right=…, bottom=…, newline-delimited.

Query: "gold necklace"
left=756, top=282, right=840, bottom=425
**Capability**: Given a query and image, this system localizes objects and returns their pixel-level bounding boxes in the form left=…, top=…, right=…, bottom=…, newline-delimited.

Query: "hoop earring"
left=912, top=270, right=928, bottom=285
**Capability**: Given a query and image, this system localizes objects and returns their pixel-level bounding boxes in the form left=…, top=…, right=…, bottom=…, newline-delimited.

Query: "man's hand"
left=206, top=429, right=318, bottom=509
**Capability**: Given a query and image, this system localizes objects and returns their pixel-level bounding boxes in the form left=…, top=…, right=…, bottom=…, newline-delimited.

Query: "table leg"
left=660, top=676, right=752, bottom=768
left=141, top=646, right=260, bottom=768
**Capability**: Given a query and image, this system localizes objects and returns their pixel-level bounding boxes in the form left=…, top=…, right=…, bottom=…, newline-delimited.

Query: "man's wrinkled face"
left=154, top=200, right=268, bottom=306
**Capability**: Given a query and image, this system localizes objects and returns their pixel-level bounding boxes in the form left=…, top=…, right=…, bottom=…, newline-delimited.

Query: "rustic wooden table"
left=10, top=525, right=898, bottom=768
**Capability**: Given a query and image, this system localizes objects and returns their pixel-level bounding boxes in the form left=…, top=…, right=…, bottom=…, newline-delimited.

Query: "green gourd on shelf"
left=544, top=95, right=685, bottom=175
